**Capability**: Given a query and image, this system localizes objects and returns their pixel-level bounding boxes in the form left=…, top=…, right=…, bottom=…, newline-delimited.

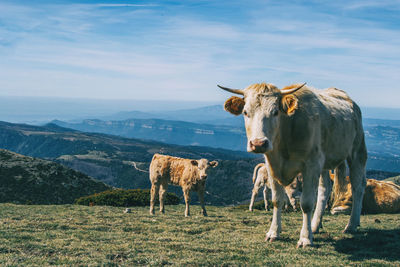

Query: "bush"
left=233, top=200, right=271, bottom=211
left=74, top=189, right=180, bottom=207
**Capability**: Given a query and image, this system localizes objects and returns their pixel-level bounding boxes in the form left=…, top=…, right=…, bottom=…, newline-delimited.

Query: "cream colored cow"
left=220, top=82, right=367, bottom=247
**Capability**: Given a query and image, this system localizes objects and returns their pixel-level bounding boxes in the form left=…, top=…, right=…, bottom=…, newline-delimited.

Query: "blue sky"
left=0, top=0, right=399, bottom=107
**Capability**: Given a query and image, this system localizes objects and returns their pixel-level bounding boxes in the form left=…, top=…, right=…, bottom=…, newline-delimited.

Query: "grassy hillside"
left=0, top=149, right=111, bottom=204
left=0, top=204, right=399, bottom=265
left=0, top=121, right=260, bottom=205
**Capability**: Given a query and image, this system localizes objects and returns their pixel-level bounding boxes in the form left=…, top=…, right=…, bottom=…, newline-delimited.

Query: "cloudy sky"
left=0, top=0, right=399, bottom=107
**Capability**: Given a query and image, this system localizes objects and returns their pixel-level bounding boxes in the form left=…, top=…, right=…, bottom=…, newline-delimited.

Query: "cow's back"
left=289, top=87, right=364, bottom=170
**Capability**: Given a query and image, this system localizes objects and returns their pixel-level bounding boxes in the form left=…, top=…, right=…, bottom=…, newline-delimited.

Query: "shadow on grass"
left=334, top=229, right=400, bottom=262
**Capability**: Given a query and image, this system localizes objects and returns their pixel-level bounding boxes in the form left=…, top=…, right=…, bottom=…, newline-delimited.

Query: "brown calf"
left=330, top=173, right=400, bottom=214
left=149, top=153, right=218, bottom=217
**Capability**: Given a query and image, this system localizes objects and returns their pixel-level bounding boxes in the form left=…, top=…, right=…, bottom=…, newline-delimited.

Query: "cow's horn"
left=217, top=85, right=244, bottom=95
left=280, top=82, right=307, bottom=95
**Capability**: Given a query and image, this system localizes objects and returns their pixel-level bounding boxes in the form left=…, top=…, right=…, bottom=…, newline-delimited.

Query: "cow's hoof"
left=265, top=232, right=279, bottom=242
left=311, top=223, right=322, bottom=234
left=150, top=210, right=155, bottom=215
left=296, top=238, right=312, bottom=248
left=343, top=225, right=357, bottom=234
left=202, top=212, right=208, bottom=217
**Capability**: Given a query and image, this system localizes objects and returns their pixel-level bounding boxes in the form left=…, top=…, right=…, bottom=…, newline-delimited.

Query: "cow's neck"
left=263, top=119, right=302, bottom=186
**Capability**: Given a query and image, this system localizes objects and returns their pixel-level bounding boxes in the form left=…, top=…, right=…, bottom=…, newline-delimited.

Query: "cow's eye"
left=243, top=110, right=249, bottom=117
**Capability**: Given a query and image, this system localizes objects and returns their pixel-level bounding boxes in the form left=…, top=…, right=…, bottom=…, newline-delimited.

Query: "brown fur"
left=281, top=94, right=298, bottom=116
left=224, top=96, right=245, bottom=116
left=331, top=174, right=400, bottom=214
left=149, top=153, right=218, bottom=217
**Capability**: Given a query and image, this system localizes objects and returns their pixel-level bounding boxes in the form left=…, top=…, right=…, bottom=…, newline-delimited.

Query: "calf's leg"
left=198, top=188, right=207, bottom=216
left=249, top=182, right=261, bottom=211
left=159, top=182, right=168, bottom=214
left=150, top=182, right=160, bottom=215
left=183, top=189, right=191, bottom=217
left=311, top=170, right=332, bottom=233
left=263, top=185, right=270, bottom=211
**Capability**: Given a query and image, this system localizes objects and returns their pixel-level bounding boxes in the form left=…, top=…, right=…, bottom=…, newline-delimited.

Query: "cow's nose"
left=201, top=175, right=207, bottom=179
left=249, top=138, right=269, bottom=152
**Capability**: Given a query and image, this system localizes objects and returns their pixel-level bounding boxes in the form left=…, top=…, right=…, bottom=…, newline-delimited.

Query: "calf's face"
left=191, top=159, right=218, bottom=180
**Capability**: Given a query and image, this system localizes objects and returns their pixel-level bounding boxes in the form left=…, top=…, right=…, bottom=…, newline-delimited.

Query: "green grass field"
left=0, top=203, right=399, bottom=266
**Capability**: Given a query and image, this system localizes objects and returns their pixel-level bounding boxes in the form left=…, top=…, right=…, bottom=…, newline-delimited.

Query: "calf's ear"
left=224, top=96, right=245, bottom=116
left=191, top=160, right=198, bottom=166
left=208, top=161, right=218, bottom=168
left=280, top=94, right=298, bottom=116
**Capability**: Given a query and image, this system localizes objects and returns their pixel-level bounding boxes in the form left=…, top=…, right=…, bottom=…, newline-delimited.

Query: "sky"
left=0, top=0, right=400, bottom=108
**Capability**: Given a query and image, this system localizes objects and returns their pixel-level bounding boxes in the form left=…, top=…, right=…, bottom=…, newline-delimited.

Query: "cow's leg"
left=150, top=182, right=160, bottom=215
left=311, top=170, right=332, bottom=233
left=183, top=189, right=191, bottom=217
left=159, top=181, right=168, bottom=214
left=297, top=166, right=320, bottom=248
left=263, top=185, right=270, bottom=211
left=345, top=145, right=367, bottom=233
left=249, top=183, right=261, bottom=211
left=265, top=178, right=285, bottom=242
left=198, top=188, right=207, bottom=216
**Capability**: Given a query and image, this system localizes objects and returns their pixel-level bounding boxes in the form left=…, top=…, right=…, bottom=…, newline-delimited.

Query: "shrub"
left=75, top=189, right=180, bottom=207
left=233, top=200, right=270, bottom=211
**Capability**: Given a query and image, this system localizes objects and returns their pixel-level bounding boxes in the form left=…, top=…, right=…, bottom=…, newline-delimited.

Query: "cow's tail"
left=252, top=163, right=265, bottom=184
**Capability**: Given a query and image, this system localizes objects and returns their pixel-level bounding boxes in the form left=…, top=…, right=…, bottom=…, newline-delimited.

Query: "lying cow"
left=149, top=153, right=218, bottom=217
left=249, top=163, right=301, bottom=212
left=330, top=172, right=400, bottom=214
left=219, top=82, right=367, bottom=248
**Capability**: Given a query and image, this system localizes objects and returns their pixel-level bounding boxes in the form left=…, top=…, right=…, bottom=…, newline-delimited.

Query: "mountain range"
left=0, top=120, right=399, bottom=206
left=51, top=117, right=400, bottom=173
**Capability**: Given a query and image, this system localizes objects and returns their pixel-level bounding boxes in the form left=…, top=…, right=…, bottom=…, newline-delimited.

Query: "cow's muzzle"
left=201, top=175, right=208, bottom=179
left=248, top=138, right=269, bottom=153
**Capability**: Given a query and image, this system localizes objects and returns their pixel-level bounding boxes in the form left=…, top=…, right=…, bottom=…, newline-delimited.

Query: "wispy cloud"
left=95, top=4, right=159, bottom=7
left=0, top=0, right=399, bottom=107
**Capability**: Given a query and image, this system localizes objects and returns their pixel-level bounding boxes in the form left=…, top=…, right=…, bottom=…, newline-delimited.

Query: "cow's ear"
left=191, top=160, right=198, bottom=166
left=280, top=94, right=298, bottom=116
left=224, top=96, right=245, bottom=116
left=208, top=161, right=218, bottom=168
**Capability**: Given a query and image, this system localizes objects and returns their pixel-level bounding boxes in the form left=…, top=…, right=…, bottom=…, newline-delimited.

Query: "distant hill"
left=0, top=149, right=111, bottom=204
left=52, top=118, right=247, bottom=151
left=0, top=121, right=259, bottom=205
left=103, top=105, right=243, bottom=126
left=51, top=118, right=400, bottom=173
